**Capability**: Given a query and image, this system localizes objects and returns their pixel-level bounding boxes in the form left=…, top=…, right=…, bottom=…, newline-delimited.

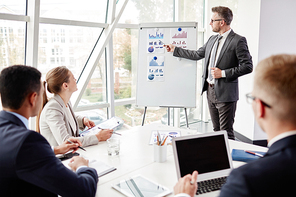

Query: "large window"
left=0, top=20, right=25, bottom=70
left=0, top=0, right=26, bottom=15
left=38, top=24, right=102, bottom=79
left=179, top=0, right=204, bottom=28
left=119, top=0, right=174, bottom=23
left=40, top=0, right=108, bottom=23
left=113, top=28, right=137, bottom=101
left=80, top=51, right=107, bottom=105
left=0, top=1, right=27, bottom=112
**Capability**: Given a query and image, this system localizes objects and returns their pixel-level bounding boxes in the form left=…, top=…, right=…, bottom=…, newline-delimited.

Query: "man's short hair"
left=255, top=54, right=296, bottom=122
left=0, top=65, right=41, bottom=110
left=212, top=6, right=233, bottom=25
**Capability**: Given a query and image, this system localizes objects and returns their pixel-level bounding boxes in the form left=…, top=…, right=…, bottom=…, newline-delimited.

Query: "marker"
left=67, top=140, right=86, bottom=151
left=245, top=150, right=263, bottom=157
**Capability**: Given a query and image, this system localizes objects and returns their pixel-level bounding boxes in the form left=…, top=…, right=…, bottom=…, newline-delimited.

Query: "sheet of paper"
left=63, top=157, right=116, bottom=177
left=97, top=116, right=120, bottom=129
left=80, top=117, right=120, bottom=136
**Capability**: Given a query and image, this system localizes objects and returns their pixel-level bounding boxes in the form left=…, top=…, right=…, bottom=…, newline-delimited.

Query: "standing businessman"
left=0, top=65, right=98, bottom=197
left=165, top=6, right=253, bottom=139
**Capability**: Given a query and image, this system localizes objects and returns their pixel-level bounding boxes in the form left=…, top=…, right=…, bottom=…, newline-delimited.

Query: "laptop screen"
left=175, top=134, right=231, bottom=178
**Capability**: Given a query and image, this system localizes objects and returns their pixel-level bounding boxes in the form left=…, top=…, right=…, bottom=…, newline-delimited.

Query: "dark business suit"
left=220, top=134, right=296, bottom=196
left=173, top=30, right=253, bottom=139
left=0, top=110, right=98, bottom=197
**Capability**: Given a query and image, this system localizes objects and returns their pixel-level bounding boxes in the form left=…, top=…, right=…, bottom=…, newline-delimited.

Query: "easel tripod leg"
left=184, top=108, right=189, bottom=128
left=142, top=106, right=147, bottom=126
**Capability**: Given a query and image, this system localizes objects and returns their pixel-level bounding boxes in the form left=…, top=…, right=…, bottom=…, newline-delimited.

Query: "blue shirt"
left=5, top=111, right=29, bottom=129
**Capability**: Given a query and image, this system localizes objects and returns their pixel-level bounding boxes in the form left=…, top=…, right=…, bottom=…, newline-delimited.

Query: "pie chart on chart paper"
left=148, top=74, right=155, bottom=80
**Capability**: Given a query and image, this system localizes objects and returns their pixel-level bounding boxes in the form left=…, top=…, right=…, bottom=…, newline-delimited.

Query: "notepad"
left=88, top=159, right=116, bottom=177
left=64, top=158, right=116, bottom=177
left=232, top=149, right=267, bottom=163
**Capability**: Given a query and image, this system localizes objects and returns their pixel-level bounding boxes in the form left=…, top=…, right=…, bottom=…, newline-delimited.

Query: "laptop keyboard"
left=196, top=176, right=227, bottom=195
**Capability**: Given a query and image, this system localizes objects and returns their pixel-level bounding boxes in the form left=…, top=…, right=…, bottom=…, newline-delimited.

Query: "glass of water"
left=107, top=138, right=120, bottom=156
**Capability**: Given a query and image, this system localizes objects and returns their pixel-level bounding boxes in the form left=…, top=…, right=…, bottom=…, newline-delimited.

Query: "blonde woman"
left=38, top=66, right=112, bottom=147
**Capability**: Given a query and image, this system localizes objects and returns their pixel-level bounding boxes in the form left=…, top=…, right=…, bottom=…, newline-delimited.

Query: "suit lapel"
left=67, top=102, right=79, bottom=136
left=53, top=94, right=78, bottom=136
left=216, top=30, right=235, bottom=67
left=205, top=35, right=219, bottom=65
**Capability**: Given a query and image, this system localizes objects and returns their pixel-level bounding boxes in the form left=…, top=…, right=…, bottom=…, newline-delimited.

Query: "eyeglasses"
left=211, top=19, right=224, bottom=23
left=245, top=93, right=271, bottom=108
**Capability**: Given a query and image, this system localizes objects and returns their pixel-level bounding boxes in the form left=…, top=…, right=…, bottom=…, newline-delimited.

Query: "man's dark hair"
left=212, top=6, right=233, bottom=25
left=0, top=65, right=41, bottom=110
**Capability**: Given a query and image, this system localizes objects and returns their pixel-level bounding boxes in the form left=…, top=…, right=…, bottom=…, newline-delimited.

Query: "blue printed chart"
left=147, top=28, right=165, bottom=54
left=147, top=56, right=165, bottom=82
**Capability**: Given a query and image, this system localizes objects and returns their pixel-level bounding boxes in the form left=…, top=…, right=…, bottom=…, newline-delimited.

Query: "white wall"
left=252, top=0, right=296, bottom=140
left=258, top=0, right=296, bottom=59
left=234, top=0, right=261, bottom=140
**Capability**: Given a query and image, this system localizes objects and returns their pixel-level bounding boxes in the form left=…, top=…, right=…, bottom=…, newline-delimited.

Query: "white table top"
left=75, top=123, right=268, bottom=197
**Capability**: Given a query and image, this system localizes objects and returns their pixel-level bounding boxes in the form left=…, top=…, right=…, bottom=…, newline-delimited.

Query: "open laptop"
left=172, top=131, right=233, bottom=196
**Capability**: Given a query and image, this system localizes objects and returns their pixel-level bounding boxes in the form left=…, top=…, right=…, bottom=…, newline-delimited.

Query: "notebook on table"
left=172, top=131, right=233, bottom=196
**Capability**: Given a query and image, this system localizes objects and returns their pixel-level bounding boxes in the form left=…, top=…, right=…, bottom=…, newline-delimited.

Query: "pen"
left=161, top=136, right=168, bottom=146
left=67, top=140, right=86, bottom=151
left=112, top=131, right=122, bottom=136
left=245, top=150, right=263, bottom=157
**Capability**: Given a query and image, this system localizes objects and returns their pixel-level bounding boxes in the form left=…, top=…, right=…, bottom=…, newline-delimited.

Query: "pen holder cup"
left=154, top=143, right=167, bottom=163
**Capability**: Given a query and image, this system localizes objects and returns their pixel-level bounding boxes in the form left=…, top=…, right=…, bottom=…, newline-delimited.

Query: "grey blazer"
left=40, top=94, right=98, bottom=147
left=173, top=30, right=253, bottom=102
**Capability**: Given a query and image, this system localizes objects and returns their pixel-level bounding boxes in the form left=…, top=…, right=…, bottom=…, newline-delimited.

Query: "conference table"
left=75, top=123, right=268, bottom=197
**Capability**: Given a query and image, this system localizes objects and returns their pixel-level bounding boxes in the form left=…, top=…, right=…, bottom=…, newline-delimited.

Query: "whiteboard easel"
left=136, top=22, right=198, bottom=126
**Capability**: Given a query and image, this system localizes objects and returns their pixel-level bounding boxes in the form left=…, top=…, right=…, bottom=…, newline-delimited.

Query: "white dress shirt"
left=207, top=28, right=232, bottom=84
left=268, top=130, right=296, bottom=147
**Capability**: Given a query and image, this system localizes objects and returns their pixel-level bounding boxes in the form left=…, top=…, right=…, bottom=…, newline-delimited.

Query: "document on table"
left=64, top=158, right=116, bottom=177
left=149, top=130, right=181, bottom=145
left=80, top=116, right=120, bottom=137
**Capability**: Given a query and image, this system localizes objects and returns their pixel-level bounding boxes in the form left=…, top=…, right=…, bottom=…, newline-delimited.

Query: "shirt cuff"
left=76, top=166, right=88, bottom=172
left=221, top=70, right=226, bottom=78
left=175, top=193, right=191, bottom=197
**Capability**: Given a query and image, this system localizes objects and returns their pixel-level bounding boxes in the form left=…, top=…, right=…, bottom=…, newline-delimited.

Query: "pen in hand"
left=67, top=140, right=86, bottom=151
left=112, top=131, right=122, bottom=136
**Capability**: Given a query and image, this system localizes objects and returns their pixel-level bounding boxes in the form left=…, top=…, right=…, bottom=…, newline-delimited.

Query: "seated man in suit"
left=0, top=65, right=98, bottom=197
left=174, top=54, right=296, bottom=197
